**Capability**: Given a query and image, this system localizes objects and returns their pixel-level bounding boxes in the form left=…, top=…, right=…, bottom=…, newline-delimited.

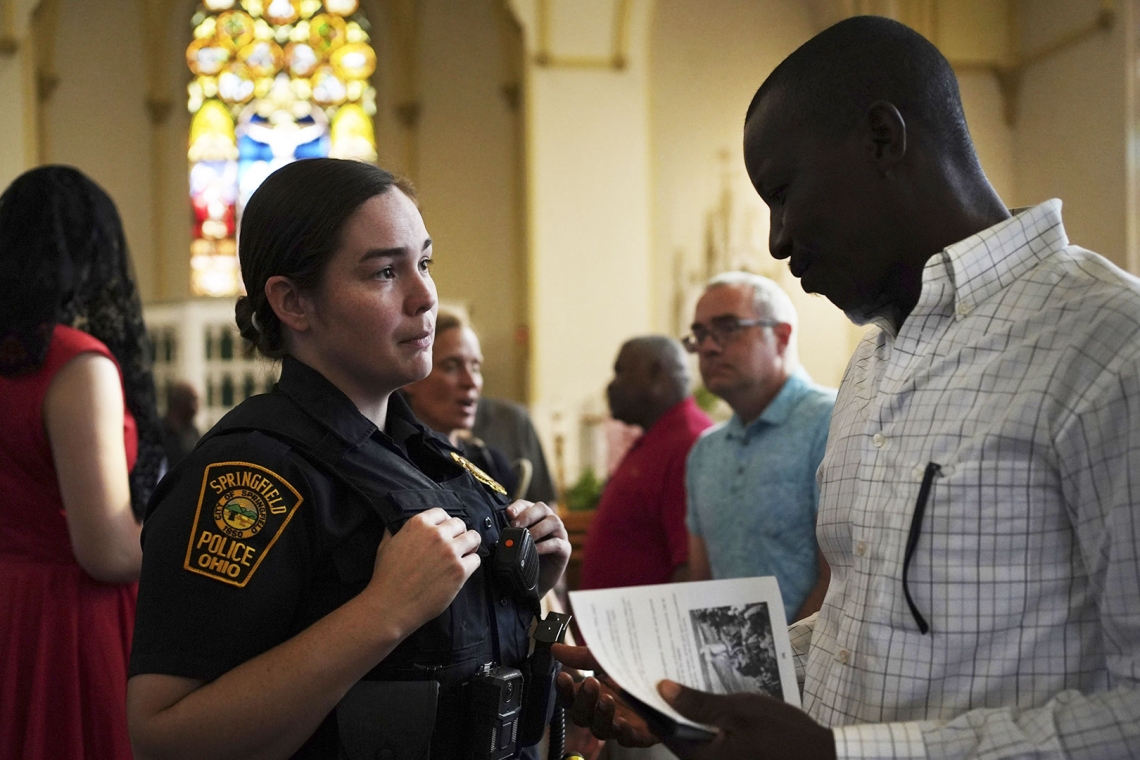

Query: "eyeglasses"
left=902, top=461, right=942, bottom=635
left=681, top=316, right=781, bottom=353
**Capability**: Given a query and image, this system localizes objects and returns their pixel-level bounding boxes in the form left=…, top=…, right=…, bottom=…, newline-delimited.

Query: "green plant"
left=693, top=384, right=719, bottom=414
left=563, top=467, right=604, bottom=511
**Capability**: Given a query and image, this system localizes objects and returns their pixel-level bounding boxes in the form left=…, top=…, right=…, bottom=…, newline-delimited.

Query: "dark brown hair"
left=234, top=158, right=416, bottom=358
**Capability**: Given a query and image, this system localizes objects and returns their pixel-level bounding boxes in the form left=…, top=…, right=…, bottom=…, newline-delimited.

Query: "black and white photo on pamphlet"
left=568, top=577, right=799, bottom=741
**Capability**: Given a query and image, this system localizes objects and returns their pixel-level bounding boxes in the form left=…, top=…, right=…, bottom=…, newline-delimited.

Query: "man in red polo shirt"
left=578, top=336, right=714, bottom=589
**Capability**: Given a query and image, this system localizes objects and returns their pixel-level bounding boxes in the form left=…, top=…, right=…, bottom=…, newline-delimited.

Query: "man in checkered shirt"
left=554, top=14, right=1140, bottom=760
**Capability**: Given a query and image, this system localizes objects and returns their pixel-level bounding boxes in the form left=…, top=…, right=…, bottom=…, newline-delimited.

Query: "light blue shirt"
left=686, top=371, right=835, bottom=621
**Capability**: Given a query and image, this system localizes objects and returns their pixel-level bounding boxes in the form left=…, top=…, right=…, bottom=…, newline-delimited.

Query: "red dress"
left=0, top=325, right=138, bottom=760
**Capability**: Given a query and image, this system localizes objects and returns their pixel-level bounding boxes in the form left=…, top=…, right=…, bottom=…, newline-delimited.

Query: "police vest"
left=200, top=392, right=534, bottom=756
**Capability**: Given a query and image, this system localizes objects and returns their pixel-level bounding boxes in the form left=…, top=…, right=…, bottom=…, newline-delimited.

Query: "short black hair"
left=745, top=16, right=976, bottom=165
left=622, top=335, right=689, bottom=399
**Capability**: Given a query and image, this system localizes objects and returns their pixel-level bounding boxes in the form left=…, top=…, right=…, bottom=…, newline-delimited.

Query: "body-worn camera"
left=465, top=664, right=525, bottom=760
left=465, top=527, right=572, bottom=760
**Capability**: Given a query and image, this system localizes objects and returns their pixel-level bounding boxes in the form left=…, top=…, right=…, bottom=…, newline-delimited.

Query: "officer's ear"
left=265, top=275, right=313, bottom=335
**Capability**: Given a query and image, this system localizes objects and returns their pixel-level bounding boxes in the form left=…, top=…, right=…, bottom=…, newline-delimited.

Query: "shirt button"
left=484, top=517, right=493, bottom=529
left=855, top=541, right=866, bottom=556
left=872, top=433, right=886, bottom=448
left=956, top=301, right=972, bottom=318
left=499, top=596, right=508, bottom=607
left=837, top=648, right=850, bottom=664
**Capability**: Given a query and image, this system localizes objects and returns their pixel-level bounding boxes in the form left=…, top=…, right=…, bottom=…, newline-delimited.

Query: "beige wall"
left=36, top=0, right=197, bottom=303
left=957, top=71, right=1016, bottom=201
left=1, top=0, right=1132, bottom=487
left=0, top=0, right=39, bottom=188
left=159, top=12, right=198, bottom=305
left=1013, top=0, right=1128, bottom=267
left=43, top=0, right=156, bottom=296
left=646, top=0, right=1022, bottom=392
left=416, top=0, right=526, bottom=402
left=0, top=44, right=35, bottom=188
left=510, top=0, right=657, bottom=482
left=648, top=0, right=859, bottom=390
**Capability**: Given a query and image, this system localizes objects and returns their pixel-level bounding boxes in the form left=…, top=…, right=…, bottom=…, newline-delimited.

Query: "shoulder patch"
left=451, top=451, right=507, bottom=495
left=183, top=461, right=304, bottom=587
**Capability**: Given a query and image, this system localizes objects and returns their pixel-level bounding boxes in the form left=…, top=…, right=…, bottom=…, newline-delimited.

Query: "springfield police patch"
left=183, top=461, right=303, bottom=587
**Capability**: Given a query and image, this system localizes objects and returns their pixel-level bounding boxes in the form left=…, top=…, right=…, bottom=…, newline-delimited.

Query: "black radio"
left=492, top=526, right=541, bottom=609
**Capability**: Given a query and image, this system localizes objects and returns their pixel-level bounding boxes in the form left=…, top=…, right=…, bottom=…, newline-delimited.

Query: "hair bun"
left=234, top=296, right=260, bottom=343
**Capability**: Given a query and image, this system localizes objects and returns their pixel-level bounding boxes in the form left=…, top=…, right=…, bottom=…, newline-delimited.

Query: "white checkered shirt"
left=800, top=201, right=1140, bottom=759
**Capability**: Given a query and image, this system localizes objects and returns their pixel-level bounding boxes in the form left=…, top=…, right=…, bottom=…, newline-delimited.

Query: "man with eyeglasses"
left=681, top=271, right=835, bottom=623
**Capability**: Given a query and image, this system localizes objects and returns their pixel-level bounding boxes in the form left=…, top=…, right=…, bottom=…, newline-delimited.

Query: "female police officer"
left=126, top=159, right=570, bottom=759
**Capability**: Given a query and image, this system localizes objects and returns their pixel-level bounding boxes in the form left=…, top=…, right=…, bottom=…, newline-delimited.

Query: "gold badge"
left=183, top=461, right=304, bottom=587
left=451, top=451, right=507, bottom=495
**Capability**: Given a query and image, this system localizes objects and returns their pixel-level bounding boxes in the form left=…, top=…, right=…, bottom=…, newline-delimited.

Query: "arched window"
left=186, top=0, right=378, bottom=296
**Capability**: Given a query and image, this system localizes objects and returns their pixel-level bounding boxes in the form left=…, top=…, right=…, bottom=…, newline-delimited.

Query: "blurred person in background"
left=404, top=308, right=519, bottom=497
left=578, top=336, right=713, bottom=590
left=683, top=272, right=834, bottom=623
left=474, top=396, right=558, bottom=504
left=0, top=165, right=164, bottom=759
left=160, top=381, right=200, bottom=469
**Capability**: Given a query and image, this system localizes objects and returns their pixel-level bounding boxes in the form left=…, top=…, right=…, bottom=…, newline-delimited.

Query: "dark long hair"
left=235, top=158, right=415, bottom=358
left=0, top=165, right=164, bottom=517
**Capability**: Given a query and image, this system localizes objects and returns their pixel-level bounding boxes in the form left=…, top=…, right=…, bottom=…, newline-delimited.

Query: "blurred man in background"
left=160, top=381, right=200, bottom=469
left=578, top=336, right=713, bottom=590
left=684, top=272, right=834, bottom=622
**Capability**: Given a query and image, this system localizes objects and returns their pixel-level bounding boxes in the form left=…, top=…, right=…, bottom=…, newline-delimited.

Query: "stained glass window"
left=187, top=0, right=378, bottom=297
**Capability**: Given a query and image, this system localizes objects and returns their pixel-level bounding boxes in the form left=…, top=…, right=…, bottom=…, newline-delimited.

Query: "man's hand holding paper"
left=553, top=644, right=659, bottom=748
left=553, top=644, right=836, bottom=760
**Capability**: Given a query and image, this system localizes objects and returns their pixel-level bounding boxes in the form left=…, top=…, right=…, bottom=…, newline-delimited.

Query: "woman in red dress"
left=0, top=166, right=164, bottom=759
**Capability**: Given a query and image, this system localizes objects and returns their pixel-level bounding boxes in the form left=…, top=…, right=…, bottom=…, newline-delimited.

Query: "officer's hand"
left=552, top=644, right=660, bottom=748
left=368, top=508, right=482, bottom=633
left=506, top=499, right=570, bottom=595
left=656, top=680, right=836, bottom=760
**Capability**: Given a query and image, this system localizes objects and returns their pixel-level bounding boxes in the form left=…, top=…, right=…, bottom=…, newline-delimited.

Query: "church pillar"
left=507, top=0, right=656, bottom=492
left=0, top=0, right=41, bottom=188
left=139, top=0, right=176, bottom=300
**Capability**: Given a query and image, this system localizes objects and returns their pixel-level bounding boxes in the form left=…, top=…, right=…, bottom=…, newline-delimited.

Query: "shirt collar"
left=275, top=356, right=433, bottom=449
left=387, top=391, right=435, bottom=448
left=639, top=396, right=702, bottom=445
left=726, top=370, right=812, bottom=438
left=911, top=200, right=1068, bottom=324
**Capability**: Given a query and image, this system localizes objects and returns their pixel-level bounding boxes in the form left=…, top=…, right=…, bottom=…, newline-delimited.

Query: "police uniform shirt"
left=129, top=356, right=532, bottom=757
